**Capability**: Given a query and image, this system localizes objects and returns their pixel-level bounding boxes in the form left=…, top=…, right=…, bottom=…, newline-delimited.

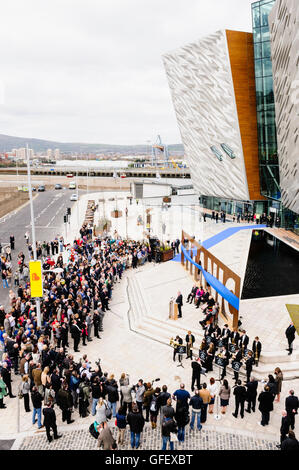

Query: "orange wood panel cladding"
left=226, top=30, right=264, bottom=201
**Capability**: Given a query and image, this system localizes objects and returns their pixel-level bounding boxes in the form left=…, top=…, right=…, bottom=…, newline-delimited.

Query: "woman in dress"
left=219, top=379, right=231, bottom=415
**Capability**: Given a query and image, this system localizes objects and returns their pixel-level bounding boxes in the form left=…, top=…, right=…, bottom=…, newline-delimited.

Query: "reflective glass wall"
left=252, top=0, right=279, bottom=199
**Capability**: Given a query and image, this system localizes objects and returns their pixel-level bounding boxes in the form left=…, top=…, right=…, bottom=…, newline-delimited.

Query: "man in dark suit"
left=245, top=351, right=255, bottom=383
left=175, top=292, right=183, bottom=318
left=221, top=324, right=231, bottom=348
left=185, top=331, right=195, bottom=359
left=277, top=411, right=290, bottom=448
left=1, top=362, right=15, bottom=398
left=245, top=377, right=258, bottom=413
left=191, top=357, right=202, bottom=391
left=71, top=320, right=81, bottom=352
left=232, top=347, right=243, bottom=383
left=258, top=385, right=274, bottom=426
left=232, top=380, right=246, bottom=419
left=239, top=330, right=249, bottom=352
left=285, top=390, right=299, bottom=430
left=285, top=323, right=296, bottom=355
left=42, top=402, right=62, bottom=442
left=230, top=329, right=240, bottom=347
left=252, top=336, right=262, bottom=366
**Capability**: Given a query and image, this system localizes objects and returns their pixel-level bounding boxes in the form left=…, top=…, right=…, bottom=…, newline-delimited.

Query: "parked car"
left=54, top=184, right=62, bottom=190
left=67, top=173, right=74, bottom=178
left=69, top=182, right=76, bottom=189
left=70, top=193, right=78, bottom=201
left=37, top=185, right=45, bottom=192
left=32, top=187, right=36, bottom=191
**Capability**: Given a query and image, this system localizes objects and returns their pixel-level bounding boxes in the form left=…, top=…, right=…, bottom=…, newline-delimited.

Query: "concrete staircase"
left=126, top=270, right=299, bottom=381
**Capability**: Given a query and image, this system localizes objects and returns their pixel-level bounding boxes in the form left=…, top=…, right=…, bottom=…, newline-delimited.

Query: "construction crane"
left=151, top=135, right=169, bottom=168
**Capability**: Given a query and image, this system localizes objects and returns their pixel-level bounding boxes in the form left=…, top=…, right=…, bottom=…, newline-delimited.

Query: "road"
left=0, top=187, right=81, bottom=308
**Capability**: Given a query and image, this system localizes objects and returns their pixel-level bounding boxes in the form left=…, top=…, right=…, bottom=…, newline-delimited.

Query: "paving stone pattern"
left=18, top=423, right=278, bottom=451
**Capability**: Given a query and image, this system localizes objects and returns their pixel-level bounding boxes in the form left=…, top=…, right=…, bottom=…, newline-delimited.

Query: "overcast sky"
left=0, top=0, right=257, bottom=145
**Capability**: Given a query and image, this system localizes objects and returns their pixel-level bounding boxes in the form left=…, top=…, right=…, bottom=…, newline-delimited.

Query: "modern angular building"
left=163, top=30, right=263, bottom=215
left=163, top=0, right=299, bottom=232
left=268, top=0, right=299, bottom=215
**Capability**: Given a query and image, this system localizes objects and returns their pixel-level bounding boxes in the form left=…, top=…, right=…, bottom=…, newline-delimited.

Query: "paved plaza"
left=0, top=189, right=298, bottom=451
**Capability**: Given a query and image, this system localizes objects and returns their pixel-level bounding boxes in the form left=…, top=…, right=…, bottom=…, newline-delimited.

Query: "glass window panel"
left=252, top=6, right=261, bottom=29
left=261, top=25, right=270, bottom=41
left=255, top=59, right=263, bottom=78
left=263, top=75, right=274, bottom=96
left=260, top=2, right=275, bottom=26
left=254, top=43, right=262, bottom=59
left=262, top=58, right=273, bottom=77
left=262, top=41, right=271, bottom=58
left=253, top=28, right=261, bottom=43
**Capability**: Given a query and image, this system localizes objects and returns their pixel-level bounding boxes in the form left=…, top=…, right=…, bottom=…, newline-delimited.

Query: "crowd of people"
left=0, top=222, right=298, bottom=451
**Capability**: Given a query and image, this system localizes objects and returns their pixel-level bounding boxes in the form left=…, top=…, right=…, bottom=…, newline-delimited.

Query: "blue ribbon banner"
left=180, top=244, right=240, bottom=311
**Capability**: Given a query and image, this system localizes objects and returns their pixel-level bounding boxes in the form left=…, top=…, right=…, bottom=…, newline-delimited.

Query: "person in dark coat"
left=258, top=385, right=275, bottom=426
left=56, top=384, right=74, bottom=424
left=10, top=235, right=15, bottom=250
left=191, top=357, right=202, bottom=391
left=232, top=380, right=246, bottom=419
left=285, top=323, right=296, bottom=355
left=277, top=411, right=290, bottom=448
left=252, top=337, right=262, bottom=366
left=175, top=292, right=183, bottom=318
left=245, top=351, right=255, bottom=383
left=127, top=404, right=145, bottom=449
left=285, top=390, right=299, bottom=430
left=71, top=320, right=81, bottom=352
left=175, top=402, right=189, bottom=443
left=1, top=363, right=15, bottom=398
left=245, top=377, right=258, bottom=413
left=42, top=402, right=62, bottom=442
left=281, top=431, right=299, bottom=451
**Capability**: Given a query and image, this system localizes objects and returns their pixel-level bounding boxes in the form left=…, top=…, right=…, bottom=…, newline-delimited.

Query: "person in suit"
left=221, top=325, right=231, bottom=348
left=219, top=346, right=230, bottom=380
left=285, top=323, right=296, bottom=355
left=186, top=286, right=197, bottom=304
left=232, top=347, right=243, bottom=383
left=239, top=330, right=249, bottom=352
left=245, top=377, right=258, bottom=413
left=175, top=292, right=183, bottom=318
left=230, top=329, right=240, bottom=347
left=285, top=390, right=299, bottom=430
left=232, top=380, right=246, bottom=419
left=252, top=337, right=262, bottom=366
left=191, top=357, right=202, bottom=391
left=277, top=411, right=290, bottom=448
left=71, top=320, right=81, bottom=352
left=258, top=385, right=275, bottom=426
left=185, top=331, right=195, bottom=359
left=245, top=351, right=255, bottom=383
left=173, top=336, right=183, bottom=363
left=42, top=402, right=62, bottom=442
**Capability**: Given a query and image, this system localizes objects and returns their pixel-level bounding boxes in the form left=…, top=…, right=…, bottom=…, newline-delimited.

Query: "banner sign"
left=29, top=261, right=43, bottom=298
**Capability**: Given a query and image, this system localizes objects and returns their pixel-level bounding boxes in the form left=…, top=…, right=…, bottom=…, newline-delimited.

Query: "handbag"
left=170, top=432, right=178, bottom=442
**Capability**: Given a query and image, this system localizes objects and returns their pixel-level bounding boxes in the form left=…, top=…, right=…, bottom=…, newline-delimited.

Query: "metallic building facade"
left=163, top=30, right=261, bottom=203
left=269, top=0, right=299, bottom=214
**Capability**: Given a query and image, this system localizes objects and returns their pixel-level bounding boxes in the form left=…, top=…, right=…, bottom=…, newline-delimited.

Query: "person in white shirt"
left=207, top=377, right=219, bottom=414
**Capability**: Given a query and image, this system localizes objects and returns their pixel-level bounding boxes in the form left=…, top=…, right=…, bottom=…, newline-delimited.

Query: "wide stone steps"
left=126, top=270, right=299, bottom=381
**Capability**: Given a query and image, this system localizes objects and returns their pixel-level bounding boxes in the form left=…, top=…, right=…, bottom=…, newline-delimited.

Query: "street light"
left=26, top=144, right=42, bottom=328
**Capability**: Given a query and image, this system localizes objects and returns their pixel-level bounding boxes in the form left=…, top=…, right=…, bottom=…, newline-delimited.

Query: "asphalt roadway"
left=0, top=187, right=81, bottom=308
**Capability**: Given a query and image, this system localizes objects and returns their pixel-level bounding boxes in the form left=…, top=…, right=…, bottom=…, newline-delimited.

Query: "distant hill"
left=0, top=134, right=184, bottom=155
